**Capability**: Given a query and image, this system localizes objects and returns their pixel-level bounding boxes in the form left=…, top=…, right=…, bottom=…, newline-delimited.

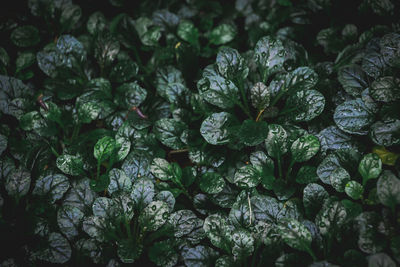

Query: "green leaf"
left=370, top=76, right=400, bottom=103
left=283, top=67, right=319, bottom=93
left=250, top=82, right=270, bottom=110
left=233, top=165, right=262, bottom=189
left=209, top=24, right=236, bottom=45
left=381, top=33, right=400, bottom=67
left=229, top=191, right=253, bottom=228
left=370, top=119, right=400, bottom=146
left=277, top=219, right=313, bottom=255
left=200, top=172, right=225, bottom=194
left=134, top=17, right=161, bottom=46
left=153, top=118, right=186, bottom=149
left=108, top=168, right=131, bottom=195
left=231, top=229, right=254, bottom=260
left=316, top=199, right=347, bottom=236
left=254, top=36, right=286, bottom=80
left=318, top=126, right=353, bottom=153
left=361, top=51, right=386, bottom=79
left=317, top=154, right=341, bottom=184
left=11, top=25, right=40, bottom=47
left=60, top=4, right=82, bottom=32
left=197, top=72, right=239, bottom=109
left=216, top=47, right=248, bottom=80
left=238, top=120, right=268, bottom=146
left=0, top=134, right=7, bottom=155
left=203, top=214, right=232, bottom=252
left=35, top=232, right=72, bottom=264
left=110, top=60, right=139, bottom=83
left=177, top=20, right=199, bottom=45
left=139, top=200, right=169, bottom=232
left=181, top=245, right=218, bottom=267
left=367, top=253, right=396, bottom=267
left=345, top=181, right=364, bottom=200
left=64, top=178, right=96, bottom=212
left=94, top=32, right=120, bottom=66
left=334, top=99, right=374, bottom=135
left=148, top=240, right=178, bottom=267
left=286, top=89, right=325, bottom=122
left=359, top=153, right=382, bottom=186
left=56, top=154, right=84, bottom=176
left=87, top=11, right=107, bottom=35
left=33, top=174, right=70, bottom=203
left=5, top=168, right=31, bottom=198
left=57, top=205, right=84, bottom=239
left=150, top=158, right=171, bottom=181
left=0, top=75, right=34, bottom=119
left=92, top=197, right=114, bottom=218
left=265, top=124, right=288, bottom=158
left=296, top=166, right=318, bottom=184
left=200, top=112, right=238, bottom=145
left=156, top=66, right=187, bottom=103
left=115, top=82, right=147, bottom=109
left=131, top=178, right=155, bottom=207
left=94, top=136, right=117, bottom=162
left=338, top=64, right=367, bottom=97
left=16, top=52, right=36, bottom=72
left=303, top=183, right=329, bottom=218
left=168, top=209, right=202, bottom=238
left=330, top=167, right=351, bottom=192
left=290, top=134, right=320, bottom=162
left=377, top=170, right=400, bottom=210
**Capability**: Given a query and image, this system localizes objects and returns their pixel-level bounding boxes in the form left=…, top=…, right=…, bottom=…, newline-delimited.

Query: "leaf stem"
left=285, top=159, right=295, bottom=181
left=255, top=108, right=265, bottom=122
left=277, top=155, right=283, bottom=179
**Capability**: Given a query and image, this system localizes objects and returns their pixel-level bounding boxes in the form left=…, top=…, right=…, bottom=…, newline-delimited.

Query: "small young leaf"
left=358, top=153, right=382, bottom=186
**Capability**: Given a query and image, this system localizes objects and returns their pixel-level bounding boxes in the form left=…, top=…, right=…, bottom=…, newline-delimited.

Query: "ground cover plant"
left=0, top=0, right=400, bottom=266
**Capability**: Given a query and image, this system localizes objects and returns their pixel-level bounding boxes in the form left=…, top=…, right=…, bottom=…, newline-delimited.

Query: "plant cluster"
left=1, top=0, right=400, bottom=266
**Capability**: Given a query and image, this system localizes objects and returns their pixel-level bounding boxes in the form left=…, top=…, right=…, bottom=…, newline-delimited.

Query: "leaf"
left=94, top=136, right=117, bottom=162
left=169, top=209, right=202, bottom=238
left=181, top=245, right=218, bottom=267
left=139, top=200, right=169, bottom=232
left=60, top=4, right=82, bottom=32
left=94, top=32, right=120, bottom=66
left=277, top=219, right=313, bottom=254
left=334, top=98, right=374, bottom=135
left=156, top=191, right=175, bottom=212
left=254, top=36, right=286, bottom=80
left=5, top=168, right=31, bottom=198
left=330, top=167, right=351, bottom=192
left=338, top=64, right=367, bottom=97
left=231, top=229, right=254, bottom=260
left=148, top=240, right=179, bottom=267
left=317, top=154, right=341, bottom=184
left=367, top=253, right=396, bottom=267
left=229, top=191, right=253, bottom=228
left=380, top=33, right=400, bottom=67
left=56, top=154, right=84, bottom=176
left=0, top=134, right=8, bottom=155
left=265, top=124, right=288, bottom=158
left=108, top=168, right=131, bottom=195
left=177, top=20, right=199, bottom=45
left=216, top=47, right=248, bottom=80
left=370, top=76, right=400, bottom=102
left=238, top=120, right=268, bottom=146
left=33, top=174, right=70, bottom=203
left=134, top=17, right=161, bottom=46
left=290, top=134, right=320, bottom=162
left=87, top=11, right=107, bottom=35
left=203, top=214, right=232, bottom=252
left=16, top=51, right=36, bottom=72
left=0, top=75, right=34, bottom=119
left=153, top=118, right=186, bottom=149
left=370, top=120, right=400, bottom=146
left=150, top=158, right=171, bottom=181
left=197, top=73, right=239, bottom=109
left=63, top=178, right=96, bottom=212
left=57, top=205, right=84, bottom=239
left=361, top=52, right=386, bottom=79
left=121, top=150, right=152, bottom=178
left=250, top=82, right=270, bottom=110
left=209, top=24, right=236, bottom=45
left=200, top=172, right=225, bottom=194
left=317, top=126, right=353, bottom=153
left=200, top=112, right=238, bottom=145
left=286, top=89, right=325, bottom=122
left=251, top=195, right=300, bottom=223
left=92, top=197, right=114, bottom=218
left=11, top=25, right=40, bottom=47
left=283, top=67, right=319, bottom=93
left=35, top=232, right=72, bottom=264
left=303, top=183, right=329, bottom=218
left=372, top=146, right=399, bottom=166
left=115, top=82, right=147, bottom=109
left=359, top=153, right=382, bottom=186
left=376, top=170, right=400, bottom=210
left=82, top=215, right=107, bottom=241
left=345, top=181, right=364, bottom=200
left=233, top=165, right=262, bottom=189
left=110, top=60, right=139, bottom=83
left=156, top=66, right=187, bottom=103
left=296, top=166, right=318, bottom=184
left=131, top=178, right=155, bottom=208
left=316, top=199, right=347, bottom=236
